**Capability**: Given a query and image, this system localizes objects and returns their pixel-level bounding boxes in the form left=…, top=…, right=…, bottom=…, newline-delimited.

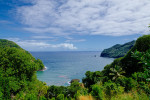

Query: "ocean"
left=31, top=51, right=114, bottom=86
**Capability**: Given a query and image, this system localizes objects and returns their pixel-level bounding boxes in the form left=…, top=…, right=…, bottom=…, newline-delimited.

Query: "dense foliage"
left=46, top=82, right=88, bottom=100
left=81, top=35, right=150, bottom=99
left=1, top=35, right=150, bottom=100
left=45, top=35, right=149, bottom=100
left=0, top=39, right=21, bottom=49
left=100, top=40, right=135, bottom=58
left=0, top=40, right=46, bottom=99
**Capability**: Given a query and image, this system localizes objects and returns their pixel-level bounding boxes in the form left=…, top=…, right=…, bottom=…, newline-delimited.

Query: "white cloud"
left=54, top=43, right=77, bottom=50
left=17, top=0, right=150, bottom=36
left=32, top=36, right=54, bottom=39
left=7, top=38, right=77, bottom=51
left=65, top=39, right=86, bottom=43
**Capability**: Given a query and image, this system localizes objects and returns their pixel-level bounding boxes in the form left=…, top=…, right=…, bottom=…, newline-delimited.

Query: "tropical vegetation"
left=0, top=34, right=150, bottom=100
left=100, top=40, right=135, bottom=58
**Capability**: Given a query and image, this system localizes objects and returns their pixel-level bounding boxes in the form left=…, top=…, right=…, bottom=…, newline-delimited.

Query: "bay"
left=31, top=51, right=114, bottom=86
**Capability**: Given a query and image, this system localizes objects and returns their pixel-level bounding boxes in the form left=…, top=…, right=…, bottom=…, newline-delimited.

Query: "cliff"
left=100, top=40, right=135, bottom=58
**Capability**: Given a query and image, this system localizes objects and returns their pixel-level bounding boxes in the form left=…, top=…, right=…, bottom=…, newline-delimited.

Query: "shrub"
left=82, top=71, right=103, bottom=89
left=138, top=82, right=150, bottom=95
left=111, top=90, right=149, bottom=100
left=91, top=84, right=104, bottom=100
left=57, top=94, right=64, bottom=100
left=46, top=85, right=67, bottom=99
left=116, top=77, right=137, bottom=92
left=103, top=81, right=124, bottom=99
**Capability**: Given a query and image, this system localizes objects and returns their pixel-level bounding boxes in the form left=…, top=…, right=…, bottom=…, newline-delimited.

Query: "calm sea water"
left=31, top=51, right=114, bottom=86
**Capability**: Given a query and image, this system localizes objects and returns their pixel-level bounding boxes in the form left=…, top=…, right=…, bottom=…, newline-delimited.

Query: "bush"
left=111, top=90, right=149, bottom=100
left=57, top=94, right=64, bottom=100
left=46, top=86, right=67, bottom=99
left=91, top=84, right=104, bottom=100
left=116, top=77, right=137, bottom=92
left=138, top=82, right=150, bottom=95
left=35, top=59, right=44, bottom=70
left=132, top=50, right=150, bottom=82
left=82, top=71, right=103, bottom=89
left=103, top=81, right=124, bottom=99
left=68, top=81, right=82, bottom=98
left=133, top=35, right=150, bottom=52
left=0, top=89, right=3, bottom=99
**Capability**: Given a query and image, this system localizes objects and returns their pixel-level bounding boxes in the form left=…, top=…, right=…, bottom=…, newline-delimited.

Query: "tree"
left=57, top=94, right=64, bottom=100
left=82, top=71, right=102, bottom=88
left=91, top=84, right=104, bottom=100
left=132, top=50, right=150, bottom=82
left=0, top=47, right=47, bottom=99
left=109, top=65, right=125, bottom=81
left=103, top=81, right=124, bottom=99
left=68, top=81, right=81, bottom=98
left=35, top=59, right=44, bottom=70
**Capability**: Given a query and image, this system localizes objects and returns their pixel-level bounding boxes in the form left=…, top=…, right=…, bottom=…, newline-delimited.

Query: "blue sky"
left=0, top=0, right=149, bottom=51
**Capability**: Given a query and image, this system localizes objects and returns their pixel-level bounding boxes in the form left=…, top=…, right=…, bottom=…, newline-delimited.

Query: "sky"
left=0, top=0, right=150, bottom=51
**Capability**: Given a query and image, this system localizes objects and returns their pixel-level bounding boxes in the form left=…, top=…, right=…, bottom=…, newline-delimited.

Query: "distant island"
left=100, top=40, right=135, bottom=58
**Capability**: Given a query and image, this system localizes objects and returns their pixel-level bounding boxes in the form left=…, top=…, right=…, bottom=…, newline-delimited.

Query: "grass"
left=79, top=90, right=149, bottom=100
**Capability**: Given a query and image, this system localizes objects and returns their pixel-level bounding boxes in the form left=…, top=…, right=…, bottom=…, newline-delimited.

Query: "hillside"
left=0, top=36, right=150, bottom=100
left=0, top=39, right=21, bottom=49
left=0, top=39, right=46, bottom=99
left=82, top=35, right=150, bottom=99
left=0, top=39, right=45, bottom=70
left=100, top=40, right=135, bottom=58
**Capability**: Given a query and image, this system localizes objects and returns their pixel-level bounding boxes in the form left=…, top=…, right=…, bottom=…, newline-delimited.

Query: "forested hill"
left=100, top=40, right=135, bottom=58
left=0, top=39, right=21, bottom=49
left=82, top=35, right=150, bottom=99
left=0, top=39, right=46, bottom=99
left=0, top=39, right=44, bottom=70
left=1, top=36, right=150, bottom=100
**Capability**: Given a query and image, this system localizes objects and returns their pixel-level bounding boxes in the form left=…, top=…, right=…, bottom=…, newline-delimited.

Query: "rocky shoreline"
left=37, top=66, right=47, bottom=71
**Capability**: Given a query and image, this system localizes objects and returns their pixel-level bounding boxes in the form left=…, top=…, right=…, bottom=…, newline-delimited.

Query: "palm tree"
left=109, top=65, right=125, bottom=81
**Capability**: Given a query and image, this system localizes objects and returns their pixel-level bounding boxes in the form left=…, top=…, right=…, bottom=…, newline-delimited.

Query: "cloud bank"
left=7, top=38, right=77, bottom=51
left=17, top=0, right=150, bottom=36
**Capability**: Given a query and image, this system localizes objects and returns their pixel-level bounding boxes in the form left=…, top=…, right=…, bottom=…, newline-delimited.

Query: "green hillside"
left=82, top=35, right=150, bottom=99
left=100, top=40, right=135, bottom=58
left=0, top=35, right=150, bottom=100
left=0, top=39, right=46, bottom=99
left=0, top=39, right=21, bottom=49
left=0, top=39, right=44, bottom=70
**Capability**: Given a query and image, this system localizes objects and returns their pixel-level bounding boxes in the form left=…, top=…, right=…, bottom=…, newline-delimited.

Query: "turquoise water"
left=31, top=51, right=114, bottom=86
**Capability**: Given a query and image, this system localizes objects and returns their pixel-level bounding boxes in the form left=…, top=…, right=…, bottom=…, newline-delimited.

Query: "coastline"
left=37, top=66, right=47, bottom=71
left=35, top=51, right=114, bottom=86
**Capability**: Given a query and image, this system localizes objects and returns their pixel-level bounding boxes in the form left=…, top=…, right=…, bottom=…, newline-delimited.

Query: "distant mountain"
left=100, top=40, right=135, bottom=58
